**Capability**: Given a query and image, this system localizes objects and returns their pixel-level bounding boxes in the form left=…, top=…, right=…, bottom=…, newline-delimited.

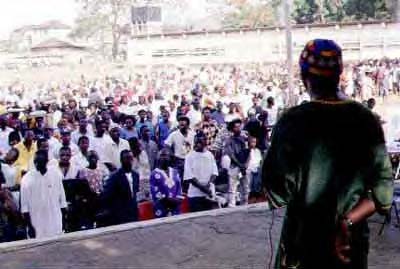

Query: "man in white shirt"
left=71, top=118, right=93, bottom=145
left=0, top=115, right=13, bottom=158
left=90, top=118, right=115, bottom=171
left=186, top=98, right=202, bottom=129
left=57, top=147, right=81, bottom=180
left=44, top=127, right=61, bottom=157
left=164, top=116, right=195, bottom=181
left=265, top=97, right=278, bottom=127
left=71, top=135, right=90, bottom=170
left=21, top=150, right=67, bottom=239
left=184, top=131, right=218, bottom=212
left=52, top=130, right=80, bottom=160
left=107, top=126, right=130, bottom=169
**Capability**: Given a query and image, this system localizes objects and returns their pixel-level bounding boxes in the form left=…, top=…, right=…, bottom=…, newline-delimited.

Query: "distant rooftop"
left=31, top=38, right=86, bottom=51
left=13, top=20, right=71, bottom=34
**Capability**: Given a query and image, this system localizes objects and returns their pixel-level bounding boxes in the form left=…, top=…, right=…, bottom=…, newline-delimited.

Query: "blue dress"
left=150, top=168, right=182, bottom=218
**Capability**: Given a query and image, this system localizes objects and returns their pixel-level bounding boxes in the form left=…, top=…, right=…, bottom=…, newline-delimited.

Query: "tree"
left=292, top=0, right=396, bottom=24
left=73, top=0, right=132, bottom=60
left=343, top=0, right=395, bottom=21
left=324, top=0, right=346, bottom=22
left=292, top=0, right=319, bottom=24
left=223, top=0, right=277, bottom=28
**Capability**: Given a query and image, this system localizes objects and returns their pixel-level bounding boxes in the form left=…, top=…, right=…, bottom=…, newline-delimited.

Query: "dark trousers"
left=174, top=157, right=189, bottom=193
left=189, top=197, right=213, bottom=213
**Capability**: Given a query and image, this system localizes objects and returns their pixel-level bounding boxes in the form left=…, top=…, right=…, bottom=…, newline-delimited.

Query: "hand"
left=27, top=224, right=36, bottom=239
left=334, top=219, right=351, bottom=264
left=202, top=183, right=213, bottom=197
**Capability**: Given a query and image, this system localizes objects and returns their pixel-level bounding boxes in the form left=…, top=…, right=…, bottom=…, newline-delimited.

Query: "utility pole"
left=284, top=0, right=294, bottom=107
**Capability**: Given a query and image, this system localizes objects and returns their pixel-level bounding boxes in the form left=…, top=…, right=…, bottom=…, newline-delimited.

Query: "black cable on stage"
left=268, top=207, right=276, bottom=269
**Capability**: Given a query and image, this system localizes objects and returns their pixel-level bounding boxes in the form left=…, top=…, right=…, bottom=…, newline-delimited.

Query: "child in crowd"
left=246, top=136, right=263, bottom=202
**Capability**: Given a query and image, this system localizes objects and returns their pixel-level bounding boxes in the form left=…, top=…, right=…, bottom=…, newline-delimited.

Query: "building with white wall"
left=9, top=20, right=71, bottom=52
left=128, top=21, right=400, bottom=66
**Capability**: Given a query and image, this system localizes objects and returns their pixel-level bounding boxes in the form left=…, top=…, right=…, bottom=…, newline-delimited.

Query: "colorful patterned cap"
left=299, top=39, right=343, bottom=78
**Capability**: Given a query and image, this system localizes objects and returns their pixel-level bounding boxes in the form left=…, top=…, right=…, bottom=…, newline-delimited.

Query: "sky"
left=0, top=0, right=78, bottom=39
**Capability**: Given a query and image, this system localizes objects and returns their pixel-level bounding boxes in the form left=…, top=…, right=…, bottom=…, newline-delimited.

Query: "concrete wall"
left=0, top=203, right=397, bottom=269
left=127, top=22, right=400, bottom=65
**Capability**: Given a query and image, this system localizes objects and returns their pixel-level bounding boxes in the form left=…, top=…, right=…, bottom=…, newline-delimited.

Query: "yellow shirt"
left=14, top=142, right=37, bottom=184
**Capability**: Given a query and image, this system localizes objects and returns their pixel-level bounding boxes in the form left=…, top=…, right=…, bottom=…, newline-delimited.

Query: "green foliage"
left=292, top=0, right=319, bottom=24
left=72, top=0, right=132, bottom=60
left=343, top=0, right=394, bottom=21
left=223, top=0, right=276, bottom=28
left=292, top=0, right=397, bottom=24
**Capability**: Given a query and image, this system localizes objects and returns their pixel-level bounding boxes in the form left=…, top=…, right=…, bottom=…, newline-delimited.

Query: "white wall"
left=127, top=22, right=400, bottom=65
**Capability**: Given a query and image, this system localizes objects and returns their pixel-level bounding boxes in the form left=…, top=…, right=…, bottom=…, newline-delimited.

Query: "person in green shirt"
left=262, top=39, right=393, bottom=269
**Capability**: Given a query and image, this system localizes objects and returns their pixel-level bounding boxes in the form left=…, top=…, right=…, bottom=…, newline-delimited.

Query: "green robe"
left=262, top=100, right=393, bottom=269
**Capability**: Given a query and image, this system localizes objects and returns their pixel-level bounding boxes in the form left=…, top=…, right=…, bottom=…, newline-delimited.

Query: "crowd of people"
left=342, top=59, right=400, bottom=101
left=0, top=56, right=395, bottom=243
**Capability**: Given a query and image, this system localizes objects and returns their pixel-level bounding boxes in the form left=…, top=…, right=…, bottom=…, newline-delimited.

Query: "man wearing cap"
left=262, top=39, right=393, bottom=269
left=29, top=110, right=47, bottom=139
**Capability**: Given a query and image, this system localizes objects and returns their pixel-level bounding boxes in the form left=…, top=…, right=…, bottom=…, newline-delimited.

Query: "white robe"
left=20, top=167, right=67, bottom=239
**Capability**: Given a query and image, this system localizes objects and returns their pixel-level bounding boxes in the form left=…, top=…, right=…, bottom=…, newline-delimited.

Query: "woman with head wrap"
left=262, top=39, right=393, bottom=269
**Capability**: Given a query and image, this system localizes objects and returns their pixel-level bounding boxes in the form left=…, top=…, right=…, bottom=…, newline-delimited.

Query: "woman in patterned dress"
left=150, top=148, right=183, bottom=218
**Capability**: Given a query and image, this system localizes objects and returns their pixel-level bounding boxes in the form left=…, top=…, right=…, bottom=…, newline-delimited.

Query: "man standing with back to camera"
left=262, top=39, right=393, bottom=269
